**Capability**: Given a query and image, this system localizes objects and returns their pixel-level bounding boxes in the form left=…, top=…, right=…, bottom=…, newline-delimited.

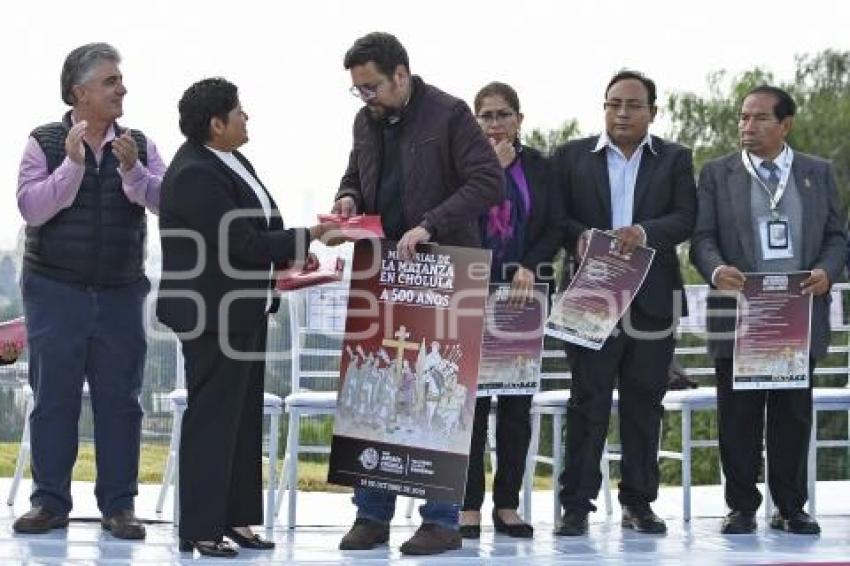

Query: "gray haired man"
left=13, top=43, right=165, bottom=539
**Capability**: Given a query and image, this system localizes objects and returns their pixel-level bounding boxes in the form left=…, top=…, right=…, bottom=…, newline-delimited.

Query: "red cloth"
left=276, top=257, right=345, bottom=291
left=0, top=317, right=26, bottom=348
left=317, top=214, right=385, bottom=239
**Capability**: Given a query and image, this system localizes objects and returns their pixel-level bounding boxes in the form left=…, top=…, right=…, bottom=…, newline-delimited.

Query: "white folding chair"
left=659, top=387, right=718, bottom=521
left=155, top=341, right=283, bottom=529
left=6, top=374, right=91, bottom=506
left=275, top=285, right=346, bottom=529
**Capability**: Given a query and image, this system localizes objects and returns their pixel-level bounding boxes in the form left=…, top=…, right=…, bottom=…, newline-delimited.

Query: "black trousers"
left=463, top=395, right=532, bottom=511
left=558, top=309, right=673, bottom=513
left=178, top=325, right=267, bottom=540
left=715, top=357, right=814, bottom=515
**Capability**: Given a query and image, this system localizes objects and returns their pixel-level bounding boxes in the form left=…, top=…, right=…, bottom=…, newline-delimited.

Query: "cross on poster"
left=328, top=239, right=491, bottom=502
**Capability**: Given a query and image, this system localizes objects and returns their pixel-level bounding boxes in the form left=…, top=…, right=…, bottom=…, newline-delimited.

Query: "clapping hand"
left=112, top=130, right=139, bottom=172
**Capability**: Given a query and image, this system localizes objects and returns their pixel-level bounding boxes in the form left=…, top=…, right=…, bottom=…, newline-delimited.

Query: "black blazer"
left=499, top=145, right=563, bottom=290
left=551, top=135, right=697, bottom=320
left=156, top=142, right=310, bottom=335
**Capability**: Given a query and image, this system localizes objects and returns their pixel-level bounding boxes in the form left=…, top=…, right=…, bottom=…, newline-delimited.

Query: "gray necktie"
left=761, top=160, right=780, bottom=195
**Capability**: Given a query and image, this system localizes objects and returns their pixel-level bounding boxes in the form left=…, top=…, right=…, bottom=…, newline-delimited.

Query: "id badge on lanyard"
left=759, top=214, right=793, bottom=259
left=742, top=150, right=795, bottom=261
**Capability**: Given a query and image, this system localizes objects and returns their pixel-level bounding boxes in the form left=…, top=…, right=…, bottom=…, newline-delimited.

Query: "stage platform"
left=2, top=478, right=849, bottom=564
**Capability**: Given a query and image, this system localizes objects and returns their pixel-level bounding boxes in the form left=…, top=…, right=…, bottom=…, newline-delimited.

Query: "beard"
left=366, top=101, right=391, bottom=120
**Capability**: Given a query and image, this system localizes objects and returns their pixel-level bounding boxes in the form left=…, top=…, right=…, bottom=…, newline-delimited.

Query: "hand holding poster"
left=477, top=283, right=547, bottom=396
left=328, top=239, right=491, bottom=502
left=546, top=229, right=655, bottom=350
left=733, top=272, right=812, bottom=390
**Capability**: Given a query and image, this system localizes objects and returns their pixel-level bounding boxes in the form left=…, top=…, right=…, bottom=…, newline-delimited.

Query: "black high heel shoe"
left=492, top=509, right=534, bottom=538
left=179, top=538, right=238, bottom=557
left=224, top=527, right=276, bottom=549
left=458, top=523, right=481, bottom=539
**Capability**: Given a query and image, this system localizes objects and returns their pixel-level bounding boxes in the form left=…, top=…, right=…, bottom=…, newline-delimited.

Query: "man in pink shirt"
left=13, top=42, right=165, bottom=540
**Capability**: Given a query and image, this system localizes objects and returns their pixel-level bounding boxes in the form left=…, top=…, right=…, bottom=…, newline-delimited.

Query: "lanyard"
left=740, top=148, right=794, bottom=214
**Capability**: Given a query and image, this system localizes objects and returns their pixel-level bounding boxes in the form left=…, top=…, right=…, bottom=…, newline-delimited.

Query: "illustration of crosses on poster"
left=328, top=239, right=491, bottom=502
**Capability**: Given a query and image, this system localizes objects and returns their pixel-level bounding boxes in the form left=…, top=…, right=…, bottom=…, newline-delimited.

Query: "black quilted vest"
left=24, top=112, right=149, bottom=287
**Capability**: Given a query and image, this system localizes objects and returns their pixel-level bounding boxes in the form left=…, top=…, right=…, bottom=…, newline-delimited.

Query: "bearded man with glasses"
left=332, top=31, right=503, bottom=556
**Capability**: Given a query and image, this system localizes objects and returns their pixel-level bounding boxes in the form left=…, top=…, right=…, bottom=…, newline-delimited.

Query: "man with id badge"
left=690, top=86, right=846, bottom=535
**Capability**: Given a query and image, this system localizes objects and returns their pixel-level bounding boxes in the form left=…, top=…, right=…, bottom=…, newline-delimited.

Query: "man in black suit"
left=690, top=85, right=846, bottom=535
left=551, top=70, right=697, bottom=536
left=157, top=78, right=340, bottom=557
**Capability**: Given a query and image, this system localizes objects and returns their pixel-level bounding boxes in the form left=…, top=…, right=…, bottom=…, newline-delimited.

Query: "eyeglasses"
left=603, top=100, right=650, bottom=113
left=476, top=110, right=517, bottom=123
left=349, top=82, right=385, bottom=101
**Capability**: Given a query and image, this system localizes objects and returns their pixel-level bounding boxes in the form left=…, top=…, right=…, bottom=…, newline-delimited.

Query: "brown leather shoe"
left=399, top=523, right=462, bottom=556
left=339, top=518, right=390, bottom=550
left=101, top=509, right=146, bottom=540
left=12, top=506, right=69, bottom=534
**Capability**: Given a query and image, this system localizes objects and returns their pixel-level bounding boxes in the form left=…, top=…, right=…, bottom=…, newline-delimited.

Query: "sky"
left=2, top=0, right=848, bottom=252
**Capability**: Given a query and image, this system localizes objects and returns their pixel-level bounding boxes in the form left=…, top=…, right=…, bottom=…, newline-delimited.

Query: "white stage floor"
left=2, top=478, right=849, bottom=564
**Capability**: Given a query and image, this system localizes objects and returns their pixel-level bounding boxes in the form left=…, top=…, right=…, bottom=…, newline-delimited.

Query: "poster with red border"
left=328, top=239, right=490, bottom=502
left=733, top=272, right=812, bottom=390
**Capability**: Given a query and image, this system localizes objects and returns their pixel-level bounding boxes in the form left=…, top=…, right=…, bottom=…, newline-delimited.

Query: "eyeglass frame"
left=475, top=109, right=518, bottom=124
left=603, top=100, right=651, bottom=113
left=349, top=79, right=389, bottom=102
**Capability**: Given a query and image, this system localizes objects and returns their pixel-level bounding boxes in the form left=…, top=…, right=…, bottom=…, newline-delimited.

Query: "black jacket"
left=515, top=146, right=563, bottom=281
left=335, top=76, right=504, bottom=247
left=551, top=135, right=697, bottom=319
left=156, top=142, right=310, bottom=335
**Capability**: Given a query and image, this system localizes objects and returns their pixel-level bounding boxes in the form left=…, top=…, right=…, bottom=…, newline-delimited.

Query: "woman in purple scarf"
left=460, top=82, right=564, bottom=539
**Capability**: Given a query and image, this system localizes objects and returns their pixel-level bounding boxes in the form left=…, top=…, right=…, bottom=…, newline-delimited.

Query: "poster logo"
left=359, top=447, right=379, bottom=471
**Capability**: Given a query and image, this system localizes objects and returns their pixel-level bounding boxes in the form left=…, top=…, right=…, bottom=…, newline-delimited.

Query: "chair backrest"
left=287, top=283, right=349, bottom=394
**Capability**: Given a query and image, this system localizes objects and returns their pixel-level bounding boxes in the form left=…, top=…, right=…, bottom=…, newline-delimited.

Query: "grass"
left=0, top=442, right=555, bottom=492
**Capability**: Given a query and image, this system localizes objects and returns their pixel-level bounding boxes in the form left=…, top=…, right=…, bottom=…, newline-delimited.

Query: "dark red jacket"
left=335, top=76, right=504, bottom=247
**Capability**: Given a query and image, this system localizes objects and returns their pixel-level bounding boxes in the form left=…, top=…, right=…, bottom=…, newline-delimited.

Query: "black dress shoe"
left=721, top=510, right=756, bottom=534
left=224, top=527, right=275, bottom=549
left=770, top=510, right=821, bottom=535
left=101, top=509, right=146, bottom=540
left=492, top=509, right=534, bottom=538
left=12, top=506, right=69, bottom=534
left=458, top=524, right=481, bottom=539
left=554, top=509, right=588, bottom=536
left=621, top=504, right=666, bottom=534
left=179, top=538, right=238, bottom=558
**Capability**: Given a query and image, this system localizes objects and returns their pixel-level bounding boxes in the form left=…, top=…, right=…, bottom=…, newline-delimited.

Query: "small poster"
left=477, top=283, right=547, bottom=396
left=546, top=229, right=655, bottom=350
left=733, top=272, right=812, bottom=390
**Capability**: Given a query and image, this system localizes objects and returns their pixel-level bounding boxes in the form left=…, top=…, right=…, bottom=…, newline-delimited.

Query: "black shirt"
left=376, top=117, right=407, bottom=241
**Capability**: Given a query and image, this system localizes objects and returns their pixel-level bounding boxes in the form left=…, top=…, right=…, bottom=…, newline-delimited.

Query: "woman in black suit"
left=156, top=78, right=340, bottom=557
left=460, top=82, right=563, bottom=539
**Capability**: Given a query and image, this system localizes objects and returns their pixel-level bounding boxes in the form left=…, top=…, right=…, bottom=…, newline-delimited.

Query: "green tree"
left=523, top=119, right=581, bottom=156
left=666, top=49, right=850, bottom=206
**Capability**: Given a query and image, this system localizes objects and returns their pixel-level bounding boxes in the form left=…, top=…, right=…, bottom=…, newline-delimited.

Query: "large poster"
left=476, top=283, right=547, bottom=396
left=328, top=239, right=491, bottom=502
left=733, top=272, right=812, bottom=390
left=546, top=229, right=655, bottom=350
